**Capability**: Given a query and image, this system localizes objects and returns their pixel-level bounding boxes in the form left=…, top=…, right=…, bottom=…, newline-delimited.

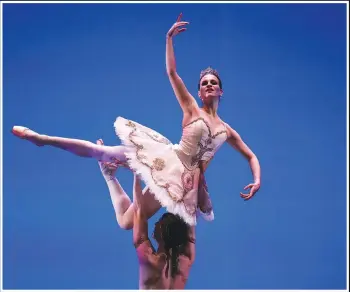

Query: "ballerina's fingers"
left=240, top=192, right=254, bottom=201
left=169, top=21, right=189, bottom=36
left=176, top=12, right=183, bottom=22
left=174, top=21, right=189, bottom=28
left=244, top=183, right=255, bottom=190
left=177, top=28, right=187, bottom=34
left=240, top=183, right=258, bottom=201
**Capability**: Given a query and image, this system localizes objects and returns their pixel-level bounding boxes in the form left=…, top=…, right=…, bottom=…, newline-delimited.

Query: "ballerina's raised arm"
left=166, top=13, right=200, bottom=123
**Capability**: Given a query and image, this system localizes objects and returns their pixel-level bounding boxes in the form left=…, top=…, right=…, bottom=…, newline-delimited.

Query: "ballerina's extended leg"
left=12, top=126, right=127, bottom=163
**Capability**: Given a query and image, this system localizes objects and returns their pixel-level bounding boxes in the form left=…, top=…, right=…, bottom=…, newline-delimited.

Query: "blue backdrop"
left=3, top=2, right=348, bottom=290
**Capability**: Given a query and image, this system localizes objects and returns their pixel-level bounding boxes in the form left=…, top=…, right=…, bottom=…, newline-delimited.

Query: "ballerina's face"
left=198, top=74, right=223, bottom=104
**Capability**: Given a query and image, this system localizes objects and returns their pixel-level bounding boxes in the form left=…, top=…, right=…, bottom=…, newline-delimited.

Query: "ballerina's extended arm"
left=166, top=13, right=199, bottom=119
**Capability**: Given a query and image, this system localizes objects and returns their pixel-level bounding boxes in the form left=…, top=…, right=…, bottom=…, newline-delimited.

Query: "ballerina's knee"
left=116, top=215, right=133, bottom=230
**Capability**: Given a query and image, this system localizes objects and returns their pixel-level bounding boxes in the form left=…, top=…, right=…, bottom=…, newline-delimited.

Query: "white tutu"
left=114, top=117, right=200, bottom=226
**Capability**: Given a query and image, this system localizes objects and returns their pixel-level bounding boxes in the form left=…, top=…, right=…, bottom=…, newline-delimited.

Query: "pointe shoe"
left=12, top=126, right=29, bottom=138
left=12, top=126, right=44, bottom=146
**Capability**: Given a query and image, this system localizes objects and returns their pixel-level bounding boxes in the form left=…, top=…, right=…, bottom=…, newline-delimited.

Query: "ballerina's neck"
left=200, top=106, right=218, bottom=118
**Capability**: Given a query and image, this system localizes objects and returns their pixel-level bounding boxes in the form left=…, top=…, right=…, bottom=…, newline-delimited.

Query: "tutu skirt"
left=114, top=117, right=214, bottom=226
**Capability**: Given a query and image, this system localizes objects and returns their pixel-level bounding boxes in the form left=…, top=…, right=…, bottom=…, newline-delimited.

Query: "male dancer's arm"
left=132, top=175, right=157, bottom=265
left=184, top=226, right=196, bottom=264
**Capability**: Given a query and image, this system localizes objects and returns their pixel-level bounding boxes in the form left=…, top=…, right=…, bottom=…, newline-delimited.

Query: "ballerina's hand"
left=167, top=12, right=189, bottom=38
left=240, top=182, right=260, bottom=201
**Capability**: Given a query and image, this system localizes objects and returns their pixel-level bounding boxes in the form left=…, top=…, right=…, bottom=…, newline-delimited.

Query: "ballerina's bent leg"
left=97, top=139, right=161, bottom=229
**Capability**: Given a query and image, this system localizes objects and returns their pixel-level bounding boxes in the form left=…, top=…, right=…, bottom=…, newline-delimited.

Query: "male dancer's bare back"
left=133, top=176, right=196, bottom=290
left=96, top=139, right=196, bottom=289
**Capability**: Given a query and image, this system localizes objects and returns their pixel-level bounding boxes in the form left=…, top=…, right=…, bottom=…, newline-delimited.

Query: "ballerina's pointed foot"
left=12, top=126, right=45, bottom=147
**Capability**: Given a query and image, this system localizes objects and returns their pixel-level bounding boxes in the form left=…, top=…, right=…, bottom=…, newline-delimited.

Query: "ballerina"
left=12, top=13, right=261, bottom=226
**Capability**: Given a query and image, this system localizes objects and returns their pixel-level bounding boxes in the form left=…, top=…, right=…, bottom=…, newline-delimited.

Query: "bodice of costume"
left=174, top=117, right=227, bottom=171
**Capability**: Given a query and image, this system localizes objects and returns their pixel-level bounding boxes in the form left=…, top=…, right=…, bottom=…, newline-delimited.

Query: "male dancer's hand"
left=133, top=174, right=145, bottom=211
